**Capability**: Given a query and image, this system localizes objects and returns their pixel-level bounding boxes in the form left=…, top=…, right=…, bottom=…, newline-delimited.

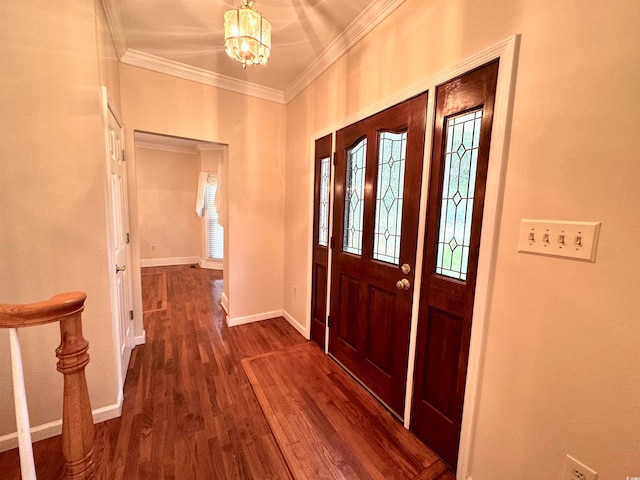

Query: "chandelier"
left=224, top=1, right=272, bottom=68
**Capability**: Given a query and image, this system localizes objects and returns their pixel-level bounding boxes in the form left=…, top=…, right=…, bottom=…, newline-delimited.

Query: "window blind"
left=205, top=180, right=224, bottom=260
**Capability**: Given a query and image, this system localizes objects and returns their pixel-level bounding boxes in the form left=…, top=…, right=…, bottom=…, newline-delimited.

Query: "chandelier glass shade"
left=224, top=1, right=271, bottom=68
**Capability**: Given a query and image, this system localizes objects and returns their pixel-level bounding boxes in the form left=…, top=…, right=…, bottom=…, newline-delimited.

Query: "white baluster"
left=9, top=328, right=37, bottom=480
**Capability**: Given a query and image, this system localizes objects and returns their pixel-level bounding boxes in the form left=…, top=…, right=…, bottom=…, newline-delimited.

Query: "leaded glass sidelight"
left=435, top=109, right=483, bottom=280
left=343, top=138, right=367, bottom=255
left=318, top=156, right=331, bottom=246
left=373, top=131, right=407, bottom=264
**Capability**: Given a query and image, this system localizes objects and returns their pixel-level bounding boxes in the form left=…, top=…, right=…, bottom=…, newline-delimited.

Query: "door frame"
left=101, top=88, right=135, bottom=405
left=304, top=35, right=520, bottom=478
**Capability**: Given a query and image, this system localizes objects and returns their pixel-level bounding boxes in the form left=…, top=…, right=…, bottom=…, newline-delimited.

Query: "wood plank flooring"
left=141, top=271, right=167, bottom=313
left=0, top=265, right=454, bottom=479
left=243, top=342, right=453, bottom=480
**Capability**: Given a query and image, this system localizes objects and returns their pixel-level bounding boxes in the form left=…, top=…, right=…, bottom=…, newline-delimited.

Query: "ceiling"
left=106, top=0, right=405, bottom=102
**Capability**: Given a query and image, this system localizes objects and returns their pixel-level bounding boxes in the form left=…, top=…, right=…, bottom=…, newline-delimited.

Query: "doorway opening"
left=133, top=132, right=227, bottom=271
left=128, top=131, right=231, bottom=343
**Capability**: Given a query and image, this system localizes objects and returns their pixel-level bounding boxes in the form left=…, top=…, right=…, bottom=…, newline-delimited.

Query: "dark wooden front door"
left=310, top=134, right=332, bottom=349
left=329, top=94, right=427, bottom=416
left=411, top=61, right=499, bottom=470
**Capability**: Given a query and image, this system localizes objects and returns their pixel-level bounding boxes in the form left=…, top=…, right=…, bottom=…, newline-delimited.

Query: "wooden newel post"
left=0, top=292, right=96, bottom=479
left=57, top=309, right=96, bottom=480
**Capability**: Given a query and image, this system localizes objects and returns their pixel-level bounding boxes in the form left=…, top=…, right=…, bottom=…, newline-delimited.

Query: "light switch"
left=517, top=219, right=601, bottom=262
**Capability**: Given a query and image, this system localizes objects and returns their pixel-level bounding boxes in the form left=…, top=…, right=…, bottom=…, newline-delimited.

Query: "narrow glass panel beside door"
left=311, top=134, right=332, bottom=349
left=436, top=110, right=482, bottom=280
left=318, top=156, right=331, bottom=246
left=373, top=131, right=407, bottom=265
left=343, top=138, right=367, bottom=255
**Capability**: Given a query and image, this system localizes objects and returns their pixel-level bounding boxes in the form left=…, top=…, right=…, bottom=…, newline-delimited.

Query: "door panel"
left=312, top=263, right=327, bottom=336
left=337, top=273, right=360, bottom=349
left=107, top=108, right=134, bottom=383
left=411, top=61, right=499, bottom=470
left=421, top=307, right=462, bottom=419
left=365, top=285, right=395, bottom=373
left=329, top=94, right=427, bottom=416
left=310, top=134, right=332, bottom=348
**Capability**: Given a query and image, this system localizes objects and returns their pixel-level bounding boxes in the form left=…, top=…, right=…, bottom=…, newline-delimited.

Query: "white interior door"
left=107, top=107, right=133, bottom=385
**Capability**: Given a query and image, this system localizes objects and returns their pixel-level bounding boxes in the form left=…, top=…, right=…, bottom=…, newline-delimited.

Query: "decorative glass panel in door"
left=435, top=110, right=482, bottom=280
left=318, top=156, right=331, bottom=247
left=374, top=131, right=407, bottom=265
left=343, top=138, right=367, bottom=255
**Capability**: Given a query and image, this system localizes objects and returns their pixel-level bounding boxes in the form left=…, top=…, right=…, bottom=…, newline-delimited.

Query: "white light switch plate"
left=517, top=219, right=601, bottom=262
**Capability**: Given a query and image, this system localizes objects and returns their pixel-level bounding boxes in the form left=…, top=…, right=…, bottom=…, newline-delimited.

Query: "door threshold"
left=327, top=353, right=404, bottom=422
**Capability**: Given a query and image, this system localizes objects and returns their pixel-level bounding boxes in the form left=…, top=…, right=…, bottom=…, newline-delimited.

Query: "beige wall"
left=94, top=0, right=121, bottom=114
left=0, top=0, right=119, bottom=437
left=120, top=64, right=286, bottom=332
left=284, top=0, right=640, bottom=478
left=200, top=148, right=222, bottom=174
left=136, top=147, right=201, bottom=261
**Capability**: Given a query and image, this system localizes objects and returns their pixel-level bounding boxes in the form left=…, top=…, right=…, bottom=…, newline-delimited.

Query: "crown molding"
left=120, top=49, right=286, bottom=105
left=135, top=141, right=199, bottom=155
left=100, top=0, right=127, bottom=58
left=283, top=0, right=406, bottom=103
left=109, top=0, right=403, bottom=105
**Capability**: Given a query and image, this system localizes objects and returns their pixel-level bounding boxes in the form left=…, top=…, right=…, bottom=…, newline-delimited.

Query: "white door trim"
left=306, top=35, right=521, bottom=479
left=101, top=88, right=134, bottom=398
left=451, top=35, right=521, bottom=478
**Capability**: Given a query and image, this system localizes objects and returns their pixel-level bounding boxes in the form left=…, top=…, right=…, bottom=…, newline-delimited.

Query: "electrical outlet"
left=293, top=285, right=298, bottom=298
left=563, top=455, right=597, bottom=480
left=151, top=244, right=156, bottom=251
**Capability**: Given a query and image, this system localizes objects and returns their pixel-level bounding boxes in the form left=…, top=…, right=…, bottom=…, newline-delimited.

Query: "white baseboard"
left=135, top=330, right=146, bottom=345
left=0, top=401, right=122, bottom=453
left=92, top=401, right=123, bottom=423
left=226, top=309, right=309, bottom=340
left=199, top=258, right=223, bottom=270
left=226, top=310, right=283, bottom=327
left=140, top=256, right=199, bottom=267
left=282, top=310, right=309, bottom=338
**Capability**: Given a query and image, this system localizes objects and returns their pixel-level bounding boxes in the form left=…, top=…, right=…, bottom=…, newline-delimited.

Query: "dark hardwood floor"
left=0, top=265, right=454, bottom=479
left=243, top=342, right=454, bottom=480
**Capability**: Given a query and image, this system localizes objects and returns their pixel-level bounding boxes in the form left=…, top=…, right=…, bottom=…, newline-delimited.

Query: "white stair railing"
left=9, top=328, right=37, bottom=479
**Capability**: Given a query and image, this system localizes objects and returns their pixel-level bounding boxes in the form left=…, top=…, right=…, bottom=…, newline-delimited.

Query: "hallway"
left=0, top=265, right=453, bottom=479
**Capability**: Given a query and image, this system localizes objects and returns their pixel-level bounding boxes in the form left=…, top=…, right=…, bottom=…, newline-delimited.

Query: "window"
left=343, top=138, right=367, bottom=255
left=205, top=179, right=224, bottom=260
left=318, top=156, right=331, bottom=246
left=435, top=109, right=483, bottom=280
left=373, top=131, right=407, bottom=265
